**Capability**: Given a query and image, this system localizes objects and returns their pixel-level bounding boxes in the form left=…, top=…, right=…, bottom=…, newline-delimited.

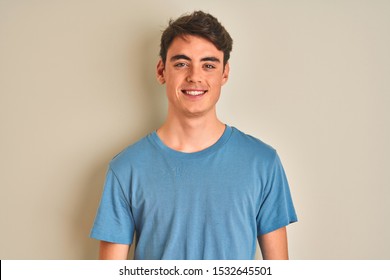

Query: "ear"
left=156, top=59, right=166, bottom=84
left=221, top=62, right=230, bottom=86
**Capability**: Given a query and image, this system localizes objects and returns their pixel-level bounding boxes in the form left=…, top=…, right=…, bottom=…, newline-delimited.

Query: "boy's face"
left=157, top=35, right=229, bottom=118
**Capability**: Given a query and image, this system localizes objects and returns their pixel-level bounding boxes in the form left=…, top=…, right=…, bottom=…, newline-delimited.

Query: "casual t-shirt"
left=90, top=125, right=297, bottom=259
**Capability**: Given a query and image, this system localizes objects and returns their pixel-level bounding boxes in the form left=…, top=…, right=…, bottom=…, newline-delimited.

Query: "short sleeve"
left=90, top=167, right=135, bottom=244
left=256, top=152, right=297, bottom=235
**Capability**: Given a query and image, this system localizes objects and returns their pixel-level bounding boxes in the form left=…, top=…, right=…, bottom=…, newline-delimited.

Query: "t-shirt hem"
left=257, top=218, right=298, bottom=236
left=90, top=230, right=133, bottom=245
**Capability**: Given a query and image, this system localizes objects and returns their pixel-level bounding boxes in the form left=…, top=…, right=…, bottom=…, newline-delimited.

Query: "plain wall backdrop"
left=0, top=0, right=389, bottom=259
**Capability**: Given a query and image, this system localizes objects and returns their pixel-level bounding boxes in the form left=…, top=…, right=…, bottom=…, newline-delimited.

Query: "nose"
left=186, top=65, right=202, bottom=83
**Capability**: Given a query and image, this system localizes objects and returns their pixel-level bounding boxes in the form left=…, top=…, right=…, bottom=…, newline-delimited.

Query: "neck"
left=157, top=112, right=225, bottom=153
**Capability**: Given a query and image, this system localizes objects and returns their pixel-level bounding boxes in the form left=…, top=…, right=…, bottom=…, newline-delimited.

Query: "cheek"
left=208, top=76, right=224, bottom=88
left=166, top=71, right=185, bottom=86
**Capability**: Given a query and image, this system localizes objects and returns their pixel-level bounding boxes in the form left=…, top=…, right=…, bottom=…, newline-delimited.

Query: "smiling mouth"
left=181, top=90, right=207, bottom=96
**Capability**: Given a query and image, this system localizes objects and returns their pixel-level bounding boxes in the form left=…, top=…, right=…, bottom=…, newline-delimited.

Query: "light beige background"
left=1, top=0, right=389, bottom=259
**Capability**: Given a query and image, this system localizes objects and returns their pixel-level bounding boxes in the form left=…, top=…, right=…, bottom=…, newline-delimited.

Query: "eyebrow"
left=170, top=54, right=221, bottom=63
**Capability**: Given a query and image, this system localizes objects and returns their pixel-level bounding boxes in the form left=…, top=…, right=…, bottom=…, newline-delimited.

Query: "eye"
left=174, top=62, right=188, bottom=68
left=204, top=64, right=216, bottom=70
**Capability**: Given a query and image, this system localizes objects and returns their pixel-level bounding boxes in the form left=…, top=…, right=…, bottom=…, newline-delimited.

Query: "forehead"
left=167, top=35, right=223, bottom=59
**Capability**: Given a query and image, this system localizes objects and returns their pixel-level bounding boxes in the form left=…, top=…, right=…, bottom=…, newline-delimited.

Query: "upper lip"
left=181, top=89, right=207, bottom=92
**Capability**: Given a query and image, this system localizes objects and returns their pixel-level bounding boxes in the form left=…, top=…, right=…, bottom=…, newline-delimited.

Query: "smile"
left=181, top=90, right=207, bottom=96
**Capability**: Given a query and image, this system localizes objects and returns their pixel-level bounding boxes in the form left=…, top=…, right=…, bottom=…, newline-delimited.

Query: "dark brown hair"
left=159, top=11, right=233, bottom=65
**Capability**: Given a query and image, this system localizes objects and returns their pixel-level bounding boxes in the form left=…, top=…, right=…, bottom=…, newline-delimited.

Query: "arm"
left=99, top=241, right=130, bottom=260
left=257, top=226, right=289, bottom=260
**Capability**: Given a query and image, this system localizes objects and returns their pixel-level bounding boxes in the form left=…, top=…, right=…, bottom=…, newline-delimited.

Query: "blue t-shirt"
left=90, top=125, right=297, bottom=259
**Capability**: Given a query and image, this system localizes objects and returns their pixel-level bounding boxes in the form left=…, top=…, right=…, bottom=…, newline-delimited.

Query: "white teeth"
left=184, top=90, right=205, bottom=96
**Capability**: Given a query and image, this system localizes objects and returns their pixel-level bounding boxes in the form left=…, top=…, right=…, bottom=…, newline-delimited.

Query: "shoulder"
left=229, top=126, right=277, bottom=161
left=108, top=133, right=157, bottom=172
